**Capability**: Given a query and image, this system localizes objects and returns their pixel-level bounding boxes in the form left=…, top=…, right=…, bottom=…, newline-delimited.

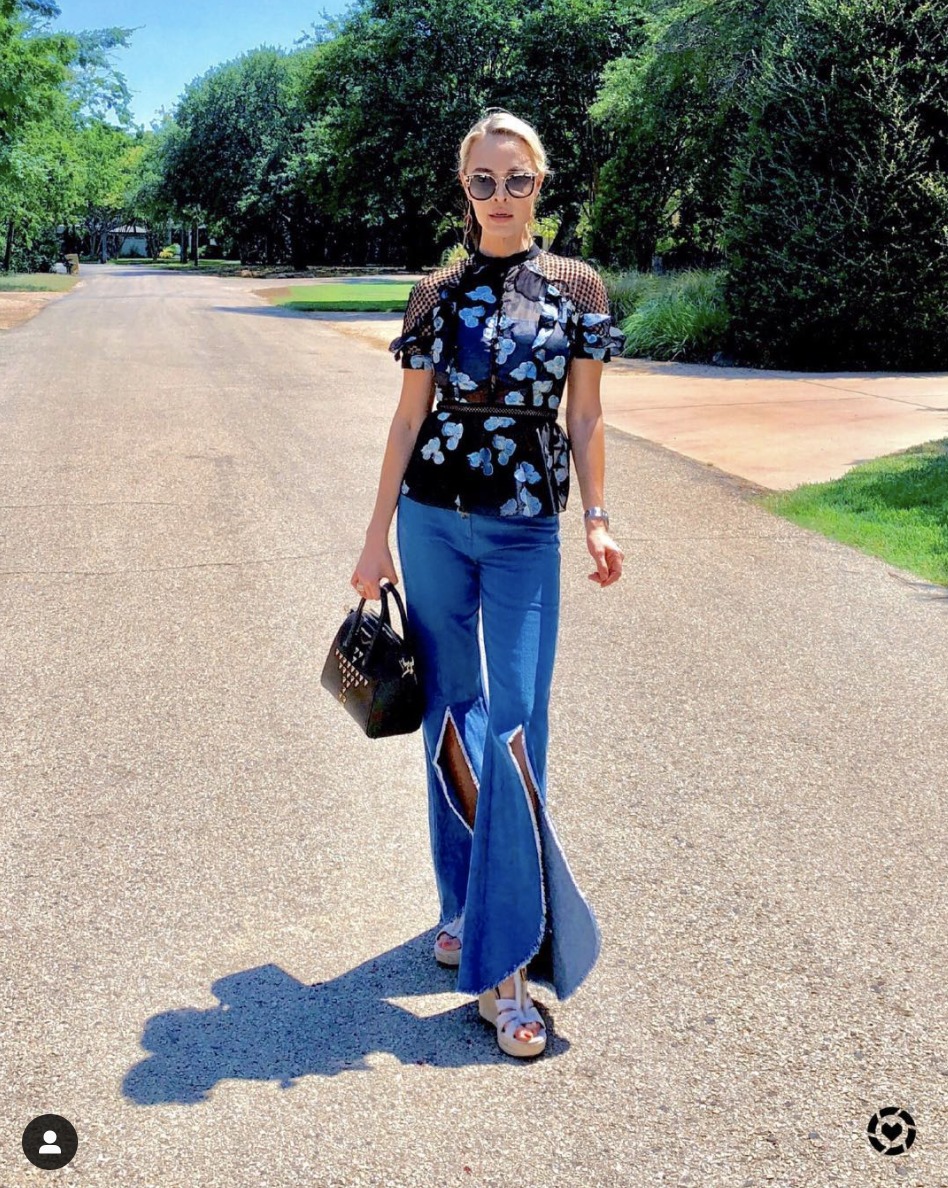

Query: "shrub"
left=722, top=0, right=948, bottom=370
left=613, top=268, right=730, bottom=362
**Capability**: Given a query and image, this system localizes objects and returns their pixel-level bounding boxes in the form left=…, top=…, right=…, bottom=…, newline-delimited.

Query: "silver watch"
left=583, top=506, right=610, bottom=528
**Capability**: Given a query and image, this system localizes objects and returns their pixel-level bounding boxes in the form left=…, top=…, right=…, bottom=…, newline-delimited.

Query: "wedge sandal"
left=477, top=966, right=546, bottom=1058
left=433, top=912, right=463, bottom=966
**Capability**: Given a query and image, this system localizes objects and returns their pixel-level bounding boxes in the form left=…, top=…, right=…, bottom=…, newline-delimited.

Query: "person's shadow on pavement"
left=122, top=934, right=567, bottom=1104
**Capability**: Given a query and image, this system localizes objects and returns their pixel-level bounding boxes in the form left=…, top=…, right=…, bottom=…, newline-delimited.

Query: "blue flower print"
left=580, top=312, right=611, bottom=328
left=553, top=436, right=570, bottom=485
left=499, top=497, right=520, bottom=517
left=466, top=286, right=497, bottom=303
left=459, top=305, right=486, bottom=327
left=434, top=313, right=444, bottom=331
left=544, top=355, right=566, bottom=379
left=449, top=368, right=477, bottom=390
left=431, top=337, right=443, bottom=363
left=547, top=284, right=561, bottom=297
left=492, top=435, right=516, bottom=463
left=437, top=411, right=450, bottom=421
left=520, top=489, right=542, bottom=516
left=422, top=437, right=444, bottom=464
left=531, top=323, right=556, bottom=350
left=503, top=390, right=525, bottom=406
left=401, top=480, right=410, bottom=494
left=539, top=301, right=559, bottom=321
left=514, top=461, right=541, bottom=485
left=584, top=345, right=607, bottom=360
left=510, top=360, right=537, bottom=381
left=532, top=379, right=553, bottom=405
left=410, top=354, right=433, bottom=369
left=442, top=422, right=464, bottom=450
left=498, top=313, right=514, bottom=330
left=468, top=447, right=494, bottom=476
left=483, top=416, right=515, bottom=430
left=496, top=337, right=516, bottom=364
left=548, top=393, right=561, bottom=408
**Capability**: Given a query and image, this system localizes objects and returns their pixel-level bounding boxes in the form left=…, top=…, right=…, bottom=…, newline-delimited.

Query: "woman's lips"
left=489, top=213, right=512, bottom=220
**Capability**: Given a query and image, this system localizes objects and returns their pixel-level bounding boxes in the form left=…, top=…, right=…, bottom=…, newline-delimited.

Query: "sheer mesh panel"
left=391, top=252, right=618, bottom=368
left=394, top=259, right=469, bottom=361
left=534, top=251, right=611, bottom=317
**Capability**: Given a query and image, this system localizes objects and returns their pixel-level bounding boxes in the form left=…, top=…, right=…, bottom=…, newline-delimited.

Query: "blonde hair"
left=458, top=109, right=551, bottom=251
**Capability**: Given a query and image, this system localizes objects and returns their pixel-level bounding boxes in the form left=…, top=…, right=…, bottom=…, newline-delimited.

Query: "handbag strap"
left=343, top=579, right=409, bottom=664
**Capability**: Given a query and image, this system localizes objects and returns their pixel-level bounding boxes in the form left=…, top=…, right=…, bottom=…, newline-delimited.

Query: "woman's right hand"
left=350, top=533, right=399, bottom=601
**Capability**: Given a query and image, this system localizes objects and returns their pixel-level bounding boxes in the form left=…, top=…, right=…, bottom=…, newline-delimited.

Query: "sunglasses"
left=464, top=172, right=537, bottom=201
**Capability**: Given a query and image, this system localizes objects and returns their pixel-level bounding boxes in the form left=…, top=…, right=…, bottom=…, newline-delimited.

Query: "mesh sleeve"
left=569, top=262, right=626, bottom=362
left=388, top=275, right=440, bottom=370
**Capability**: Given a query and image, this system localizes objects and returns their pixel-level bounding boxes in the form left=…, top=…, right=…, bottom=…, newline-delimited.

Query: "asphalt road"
left=2, top=263, right=947, bottom=1187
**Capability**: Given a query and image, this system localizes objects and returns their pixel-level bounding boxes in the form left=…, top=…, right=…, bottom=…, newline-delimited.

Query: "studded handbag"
left=320, top=579, right=424, bottom=738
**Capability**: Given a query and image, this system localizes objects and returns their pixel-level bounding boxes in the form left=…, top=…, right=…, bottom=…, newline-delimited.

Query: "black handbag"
left=320, top=579, right=424, bottom=738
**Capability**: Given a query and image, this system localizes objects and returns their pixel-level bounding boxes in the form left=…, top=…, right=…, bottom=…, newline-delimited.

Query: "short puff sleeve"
left=568, top=263, right=626, bottom=363
left=388, top=275, right=440, bottom=370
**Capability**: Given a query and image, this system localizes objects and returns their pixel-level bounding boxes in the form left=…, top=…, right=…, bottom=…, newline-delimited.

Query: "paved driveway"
left=2, top=264, right=947, bottom=1186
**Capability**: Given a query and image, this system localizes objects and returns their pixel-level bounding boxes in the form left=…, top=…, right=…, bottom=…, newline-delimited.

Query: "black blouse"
left=389, top=243, right=625, bottom=518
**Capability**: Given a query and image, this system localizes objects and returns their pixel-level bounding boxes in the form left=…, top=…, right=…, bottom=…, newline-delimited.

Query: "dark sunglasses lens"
left=468, top=175, right=495, bottom=200
left=507, top=174, right=535, bottom=197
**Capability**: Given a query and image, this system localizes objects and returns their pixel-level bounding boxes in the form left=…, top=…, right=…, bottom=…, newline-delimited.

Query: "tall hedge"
left=722, top=0, right=948, bottom=370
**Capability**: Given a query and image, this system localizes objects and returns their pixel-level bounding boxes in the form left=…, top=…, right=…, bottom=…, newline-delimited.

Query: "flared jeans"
left=395, top=492, right=601, bottom=1000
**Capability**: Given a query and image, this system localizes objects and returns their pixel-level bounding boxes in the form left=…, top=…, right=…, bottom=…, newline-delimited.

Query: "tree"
left=722, top=0, right=948, bottom=369
left=0, top=0, right=76, bottom=266
left=587, top=0, right=785, bottom=269
left=162, top=47, right=312, bottom=265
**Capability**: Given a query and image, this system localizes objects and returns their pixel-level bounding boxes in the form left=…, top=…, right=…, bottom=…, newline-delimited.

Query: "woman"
left=351, top=110, right=624, bottom=1058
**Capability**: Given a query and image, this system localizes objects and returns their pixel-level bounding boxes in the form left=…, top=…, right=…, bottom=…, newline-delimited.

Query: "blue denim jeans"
left=396, top=492, right=601, bottom=1001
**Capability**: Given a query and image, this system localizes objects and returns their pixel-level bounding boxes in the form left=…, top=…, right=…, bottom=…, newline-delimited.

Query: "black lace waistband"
left=435, top=401, right=558, bottom=421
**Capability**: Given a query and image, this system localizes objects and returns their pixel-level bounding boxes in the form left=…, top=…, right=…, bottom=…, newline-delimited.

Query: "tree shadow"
left=122, top=934, right=566, bottom=1104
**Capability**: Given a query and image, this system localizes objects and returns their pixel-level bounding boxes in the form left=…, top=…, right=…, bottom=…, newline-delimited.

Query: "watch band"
left=584, top=506, right=610, bottom=528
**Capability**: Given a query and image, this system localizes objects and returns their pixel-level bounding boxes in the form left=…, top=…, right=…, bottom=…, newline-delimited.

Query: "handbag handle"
left=343, top=579, right=409, bottom=665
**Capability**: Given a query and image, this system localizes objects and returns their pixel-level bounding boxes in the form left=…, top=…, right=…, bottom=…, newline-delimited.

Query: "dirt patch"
left=0, top=290, right=68, bottom=330
left=252, top=286, right=293, bottom=304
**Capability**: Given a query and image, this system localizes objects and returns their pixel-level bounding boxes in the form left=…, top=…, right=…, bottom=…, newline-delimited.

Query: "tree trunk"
left=550, top=209, right=581, bottom=257
left=180, top=224, right=188, bottom=264
left=3, top=220, right=14, bottom=272
left=192, top=222, right=199, bottom=268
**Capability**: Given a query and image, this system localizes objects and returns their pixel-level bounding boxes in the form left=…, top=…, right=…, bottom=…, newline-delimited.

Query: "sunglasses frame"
left=464, top=171, right=538, bottom=201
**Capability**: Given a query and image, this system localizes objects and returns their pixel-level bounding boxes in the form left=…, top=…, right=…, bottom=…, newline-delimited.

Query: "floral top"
left=389, top=242, right=625, bottom=518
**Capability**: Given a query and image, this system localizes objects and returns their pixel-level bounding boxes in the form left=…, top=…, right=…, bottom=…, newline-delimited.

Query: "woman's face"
left=459, top=133, right=543, bottom=253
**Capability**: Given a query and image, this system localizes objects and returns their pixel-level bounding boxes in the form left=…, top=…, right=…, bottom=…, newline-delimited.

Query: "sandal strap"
left=436, top=911, right=464, bottom=942
left=493, top=976, right=544, bottom=1036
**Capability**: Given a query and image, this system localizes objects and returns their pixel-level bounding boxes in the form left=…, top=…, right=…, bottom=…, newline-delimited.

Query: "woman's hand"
left=351, top=532, right=399, bottom=601
left=586, top=523, right=623, bottom=587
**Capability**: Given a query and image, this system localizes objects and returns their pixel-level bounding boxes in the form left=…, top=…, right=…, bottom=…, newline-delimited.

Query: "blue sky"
left=52, top=1, right=352, bottom=128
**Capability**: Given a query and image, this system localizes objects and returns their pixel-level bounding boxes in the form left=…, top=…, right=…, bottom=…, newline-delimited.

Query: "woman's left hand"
left=586, top=524, right=623, bottom=587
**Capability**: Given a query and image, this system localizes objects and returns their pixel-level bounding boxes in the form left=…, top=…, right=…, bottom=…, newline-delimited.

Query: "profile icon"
left=39, top=1129, right=62, bottom=1154
left=22, top=1114, right=78, bottom=1169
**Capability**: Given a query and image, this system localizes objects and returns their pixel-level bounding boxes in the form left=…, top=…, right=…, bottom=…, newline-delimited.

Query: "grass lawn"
left=0, top=272, right=80, bottom=292
left=270, top=281, right=411, bottom=312
left=758, top=438, right=948, bottom=586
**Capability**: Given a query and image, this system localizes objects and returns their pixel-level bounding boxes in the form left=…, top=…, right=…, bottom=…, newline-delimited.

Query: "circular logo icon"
left=22, top=1114, right=79, bottom=1170
left=867, top=1107, right=916, bottom=1155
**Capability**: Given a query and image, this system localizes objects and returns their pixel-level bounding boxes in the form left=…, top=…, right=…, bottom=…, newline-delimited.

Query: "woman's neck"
left=472, top=240, right=536, bottom=263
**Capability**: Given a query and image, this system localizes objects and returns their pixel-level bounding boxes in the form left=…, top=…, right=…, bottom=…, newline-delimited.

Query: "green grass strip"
left=273, top=282, right=411, bottom=312
left=0, top=273, right=80, bottom=291
left=758, top=438, right=948, bottom=586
